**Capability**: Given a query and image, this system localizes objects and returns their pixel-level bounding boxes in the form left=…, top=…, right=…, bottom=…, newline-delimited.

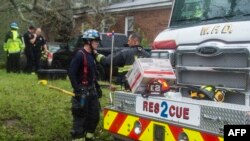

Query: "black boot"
left=71, top=130, right=84, bottom=139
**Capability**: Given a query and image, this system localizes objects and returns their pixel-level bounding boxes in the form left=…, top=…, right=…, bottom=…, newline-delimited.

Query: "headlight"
left=178, top=132, right=189, bottom=141
left=134, top=120, right=142, bottom=135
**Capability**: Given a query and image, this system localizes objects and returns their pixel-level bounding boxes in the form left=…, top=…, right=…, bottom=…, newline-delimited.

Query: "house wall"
left=73, top=7, right=171, bottom=47
left=111, top=8, right=171, bottom=46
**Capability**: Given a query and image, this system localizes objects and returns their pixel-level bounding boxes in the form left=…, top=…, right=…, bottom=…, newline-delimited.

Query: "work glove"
left=94, top=51, right=105, bottom=63
left=96, top=87, right=102, bottom=98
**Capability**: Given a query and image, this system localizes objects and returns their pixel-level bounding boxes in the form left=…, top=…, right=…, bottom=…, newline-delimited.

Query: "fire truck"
left=103, top=0, right=250, bottom=140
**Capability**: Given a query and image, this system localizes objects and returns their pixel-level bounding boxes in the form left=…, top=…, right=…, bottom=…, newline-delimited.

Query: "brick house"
left=104, top=0, right=173, bottom=46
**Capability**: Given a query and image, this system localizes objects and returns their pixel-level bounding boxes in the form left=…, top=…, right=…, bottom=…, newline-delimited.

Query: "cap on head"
left=10, top=22, right=18, bottom=29
left=82, top=29, right=101, bottom=41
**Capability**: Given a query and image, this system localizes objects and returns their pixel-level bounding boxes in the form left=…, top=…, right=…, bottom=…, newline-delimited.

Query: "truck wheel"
left=51, top=60, right=62, bottom=69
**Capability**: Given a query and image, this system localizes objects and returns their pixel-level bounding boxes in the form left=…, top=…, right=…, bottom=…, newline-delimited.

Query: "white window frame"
left=125, top=16, right=134, bottom=36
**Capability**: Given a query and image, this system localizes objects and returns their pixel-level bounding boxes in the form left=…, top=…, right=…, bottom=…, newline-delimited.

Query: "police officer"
left=3, top=22, right=24, bottom=73
left=68, top=29, right=102, bottom=141
left=33, top=28, right=48, bottom=71
left=23, top=25, right=36, bottom=73
left=95, top=32, right=150, bottom=90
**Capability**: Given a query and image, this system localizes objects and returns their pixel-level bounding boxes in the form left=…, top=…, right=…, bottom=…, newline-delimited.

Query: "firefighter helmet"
left=82, top=29, right=101, bottom=41
left=214, top=89, right=225, bottom=102
left=10, top=22, right=18, bottom=29
left=189, top=85, right=225, bottom=102
left=147, top=78, right=170, bottom=95
left=200, top=85, right=225, bottom=102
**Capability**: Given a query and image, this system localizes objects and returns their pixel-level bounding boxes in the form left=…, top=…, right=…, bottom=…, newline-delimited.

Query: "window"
left=170, top=0, right=250, bottom=27
left=125, top=16, right=134, bottom=36
left=151, top=52, right=159, bottom=58
left=160, top=52, right=169, bottom=59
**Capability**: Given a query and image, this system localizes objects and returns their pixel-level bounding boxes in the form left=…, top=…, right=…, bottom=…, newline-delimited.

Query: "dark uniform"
left=97, top=45, right=150, bottom=89
left=68, top=48, right=101, bottom=140
left=23, top=30, right=35, bottom=73
left=33, top=35, right=46, bottom=71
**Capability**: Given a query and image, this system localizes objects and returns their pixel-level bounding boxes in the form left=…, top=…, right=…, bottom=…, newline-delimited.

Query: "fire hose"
left=38, top=80, right=75, bottom=97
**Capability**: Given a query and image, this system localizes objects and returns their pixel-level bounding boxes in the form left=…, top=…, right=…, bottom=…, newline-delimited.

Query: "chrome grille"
left=180, top=52, right=248, bottom=68
left=177, top=71, right=247, bottom=90
left=176, top=46, right=249, bottom=91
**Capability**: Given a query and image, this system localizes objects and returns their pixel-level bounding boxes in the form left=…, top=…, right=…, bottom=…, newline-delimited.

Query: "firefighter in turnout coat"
left=68, top=29, right=103, bottom=141
left=95, top=33, right=150, bottom=90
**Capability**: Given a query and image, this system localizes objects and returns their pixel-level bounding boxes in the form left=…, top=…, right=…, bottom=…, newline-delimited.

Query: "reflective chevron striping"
left=130, top=118, right=151, bottom=140
left=168, top=124, right=183, bottom=140
left=103, top=110, right=118, bottom=130
left=109, top=112, right=127, bottom=133
left=103, top=108, right=108, bottom=117
left=200, top=131, right=221, bottom=141
left=183, top=128, right=205, bottom=141
left=118, top=115, right=139, bottom=136
left=139, top=121, right=177, bottom=141
left=104, top=109, right=223, bottom=141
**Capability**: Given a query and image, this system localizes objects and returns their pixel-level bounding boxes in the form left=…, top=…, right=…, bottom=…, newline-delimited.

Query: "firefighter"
left=3, top=22, right=24, bottom=73
left=95, top=32, right=150, bottom=90
left=68, top=29, right=102, bottom=141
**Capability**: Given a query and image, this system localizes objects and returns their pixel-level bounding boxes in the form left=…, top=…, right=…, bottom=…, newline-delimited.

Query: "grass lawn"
left=0, top=69, right=113, bottom=141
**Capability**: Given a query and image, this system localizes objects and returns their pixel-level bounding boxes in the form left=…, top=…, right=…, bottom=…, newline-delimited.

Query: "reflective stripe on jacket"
left=3, top=30, right=24, bottom=53
left=118, top=64, right=132, bottom=73
left=118, top=55, right=139, bottom=73
left=99, top=46, right=150, bottom=74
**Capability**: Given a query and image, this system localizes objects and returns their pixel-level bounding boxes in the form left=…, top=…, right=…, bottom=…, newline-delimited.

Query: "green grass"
left=0, top=69, right=113, bottom=141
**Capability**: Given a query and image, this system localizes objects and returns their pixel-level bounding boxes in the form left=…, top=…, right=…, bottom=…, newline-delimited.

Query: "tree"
left=0, top=0, right=127, bottom=64
left=0, top=0, right=124, bottom=42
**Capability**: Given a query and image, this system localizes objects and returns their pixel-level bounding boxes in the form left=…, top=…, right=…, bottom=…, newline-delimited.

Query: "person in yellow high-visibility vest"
left=3, top=22, right=24, bottom=73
